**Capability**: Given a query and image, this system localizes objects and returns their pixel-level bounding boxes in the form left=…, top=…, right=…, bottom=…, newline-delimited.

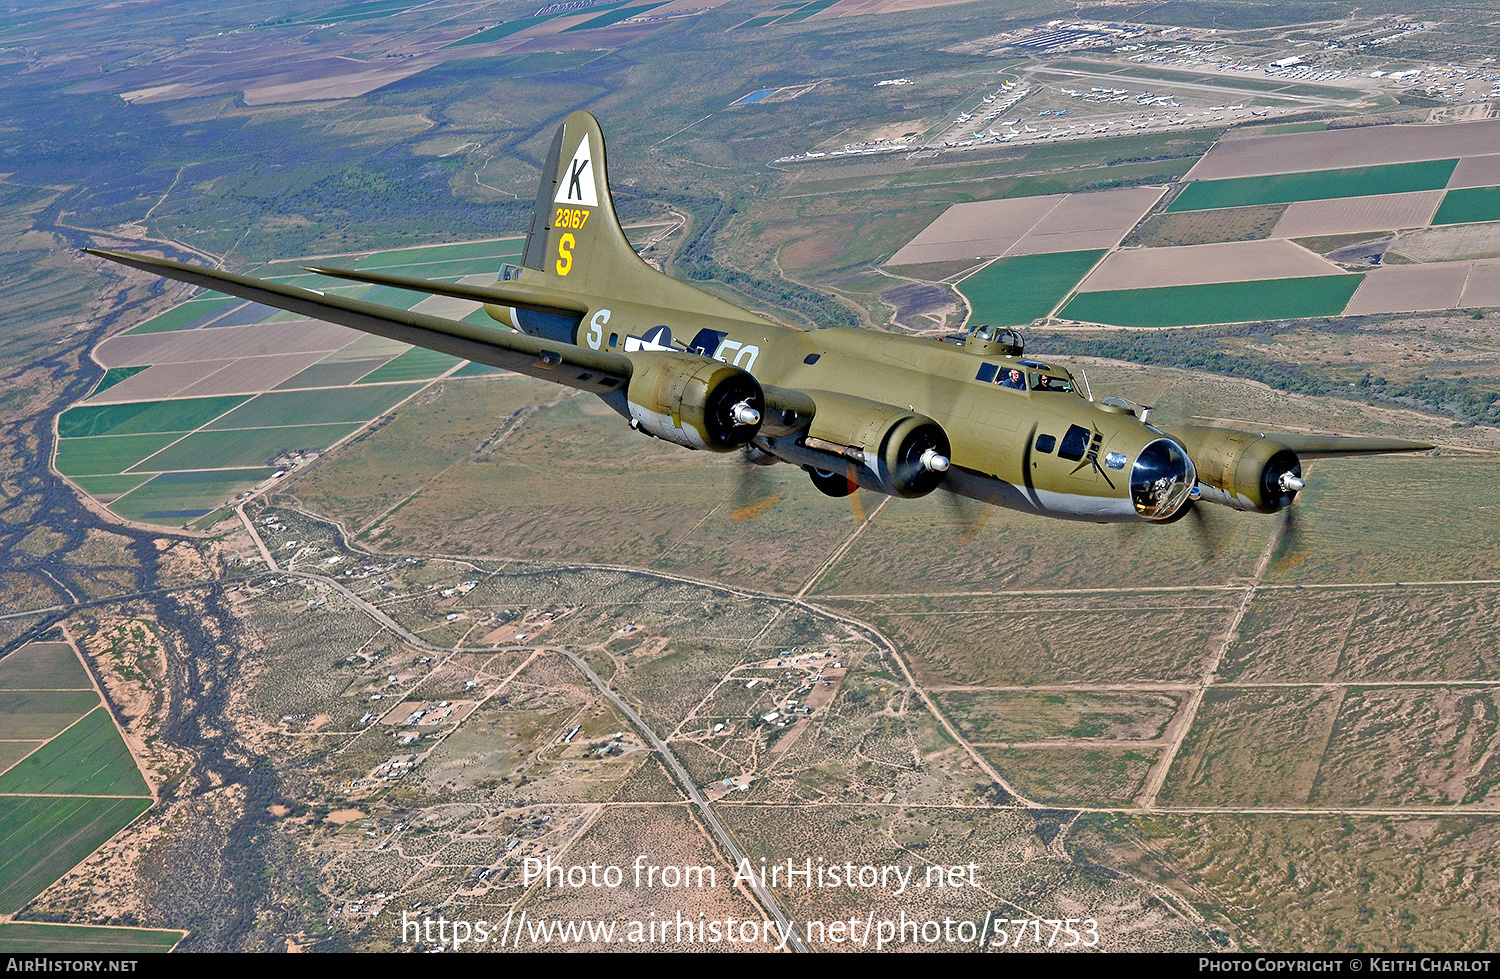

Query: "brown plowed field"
left=84, top=360, right=234, bottom=404
left=96, top=321, right=358, bottom=367
left=1446, top=153, right=1500, bottom=190
left=886, top=186, right=1162, bottom=265
left=886, top=195, right=1057, bottom=265
left=172, top=352, right=328, bottom=397
left=1342, top=262, right=1471, bottom=315
left=1460, top=259, right=1500, bottom=307
left=1272, top=190, right=1444, bottom=239
left=1076, top=239, right=1341, bottom=292
left=1185, top=119, right=1500, bottom=181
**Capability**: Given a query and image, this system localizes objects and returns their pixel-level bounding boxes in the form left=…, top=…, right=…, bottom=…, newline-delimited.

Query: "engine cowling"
left=1167, top=425, right=1303, bottom=513
left=623, top=352, right=764, bottom=451
left=795, top=392, right=951, bottom=499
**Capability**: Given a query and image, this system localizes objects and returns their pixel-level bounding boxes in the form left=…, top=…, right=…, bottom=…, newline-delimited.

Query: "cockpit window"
left=998, top=367, right=1027, bottom=391
left=1030, top=372, right=1074, bottom=393
left=1035, top=433, right=1056, bottom=454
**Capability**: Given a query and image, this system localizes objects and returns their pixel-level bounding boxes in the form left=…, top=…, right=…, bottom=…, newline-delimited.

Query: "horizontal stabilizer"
left=85, top=248, right=631, bottom=396
left=302, top=264, right=590, bottom=317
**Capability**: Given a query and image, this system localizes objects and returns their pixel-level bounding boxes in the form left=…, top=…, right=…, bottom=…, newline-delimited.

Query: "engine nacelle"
left=623, top=352, right=764, bottom=452
left=1168, top=425, right=1303, bottom=513
left=795, top=392, right=951, bottom=499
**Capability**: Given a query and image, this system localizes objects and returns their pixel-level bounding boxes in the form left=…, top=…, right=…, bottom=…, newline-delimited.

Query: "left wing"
left=83, top=248, right=632, bottom=396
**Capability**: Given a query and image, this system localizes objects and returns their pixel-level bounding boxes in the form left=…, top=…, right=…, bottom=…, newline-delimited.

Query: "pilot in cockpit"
left=1000, top=368, right=1027, bottom=390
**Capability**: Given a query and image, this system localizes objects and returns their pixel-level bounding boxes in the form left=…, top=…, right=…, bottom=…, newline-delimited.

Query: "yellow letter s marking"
left=556, top=233, right=575, bottom=276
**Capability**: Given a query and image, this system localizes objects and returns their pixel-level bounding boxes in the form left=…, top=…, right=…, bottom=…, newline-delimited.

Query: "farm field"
left=0, top=690, right=101, bottom=739
left=0, top=641, right=151, bottom=918
left=1433, top=186, right=1500, bottom=226
left=0, top=922, right=183, bottom=953
left=1271, top=190, right=1444, bottom=238
left=1184, top=119, right=1500, bottom=181
left=53, top=434, right=185, bottom=478
left=957, top=250, right=1104, bottom=326
left=133, top=423, right=361, bottom=472
left=1060, top=274, right=1363, bottom=327
left=204, top=385, right=425, bottom=430
left=109, top=468, right=275, bottom=523
left=1077, top=240, right=1339, bottom=292
left=0, top=797, right=152, bottom=914
left=0, top=708, right=150, bottom=796
left=1170, top=160, right=1459, bottom=212
left=58, top=396, right=247, bottom=439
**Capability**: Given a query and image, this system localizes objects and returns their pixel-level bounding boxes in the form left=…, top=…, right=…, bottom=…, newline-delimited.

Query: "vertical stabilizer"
left=520, top=111, right=647, bottom=296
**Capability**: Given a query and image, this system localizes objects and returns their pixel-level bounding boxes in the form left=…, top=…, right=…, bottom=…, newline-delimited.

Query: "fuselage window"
left=1058, top=424, right=1091, bottom=462
left=975, top=362, right=998, bottom=383
left=804, top=353, right=821, bottom=365
left=609, top=333, right=619, bottom=347
left=1035, top=433, right=1057, bottom=454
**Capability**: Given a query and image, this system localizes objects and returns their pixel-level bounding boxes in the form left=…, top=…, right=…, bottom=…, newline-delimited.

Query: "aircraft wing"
left=1265, top=433, right=1434, bottom=460
left=84, top=249, right=631, bottom=397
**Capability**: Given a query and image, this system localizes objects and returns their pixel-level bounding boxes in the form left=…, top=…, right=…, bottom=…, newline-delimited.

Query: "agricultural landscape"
left=4, top=0, right=1500, bottom=955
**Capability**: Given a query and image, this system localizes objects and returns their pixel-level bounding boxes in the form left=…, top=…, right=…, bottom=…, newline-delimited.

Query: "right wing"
left=84, top=248, right=631, bottom=397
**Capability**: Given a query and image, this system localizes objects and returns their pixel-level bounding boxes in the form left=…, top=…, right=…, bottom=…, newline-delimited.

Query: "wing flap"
left=85, top=249, right=631, bottom=395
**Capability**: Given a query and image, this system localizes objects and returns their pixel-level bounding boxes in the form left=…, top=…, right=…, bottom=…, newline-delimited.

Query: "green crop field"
left=355, top=346, right=462, bottom=383
left=957, top=250, right=1106, bottom=327
left=1060, top=274, right=1363, bottom=327
left=54, top=433, right=185, bottom=477
left=0, top=796, right=151, bottom=914
left=90, top=365, right=148, bottom=397
left=450, top=361, right=505, bottom=377
left=122, top=297, right=235, bottom=335
left=57, top=396, right=248, bottom=439
left=1171, top=159, right=1459, bottom=212
left=0, top=922, right=182, bottom=953
left=1432, top=186, right=1500, bottom=226
left=564, top=1, right=667, bottom=31
left=69, top=474, right=151, bottom=498
left=0, top=708, right=149, bottom=797
left=109, top=468, right=274, bottom=523
left=0, top=691, right=101, bottom=740
left=135, top=423, right=361, bottom=472
left=0, top=643, right=90, bottom=690
left=205, top=384, right=424, bottom=430
left=776, top=0, right=838, bottom=22
left=0, top=744, right=39, bottom=773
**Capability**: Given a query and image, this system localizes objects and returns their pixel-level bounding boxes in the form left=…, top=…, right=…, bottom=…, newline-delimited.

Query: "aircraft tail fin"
left=521, top=111, right=645, bottom=295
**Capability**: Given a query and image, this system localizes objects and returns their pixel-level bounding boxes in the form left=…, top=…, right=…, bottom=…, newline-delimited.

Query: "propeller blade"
left=847, top=462, right=867, bottom=524
left=729, top=451, right=782, bottom=521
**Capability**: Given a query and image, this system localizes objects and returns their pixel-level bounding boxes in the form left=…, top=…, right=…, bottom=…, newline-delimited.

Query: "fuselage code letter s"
left=585, top=308, right=610, bottom=349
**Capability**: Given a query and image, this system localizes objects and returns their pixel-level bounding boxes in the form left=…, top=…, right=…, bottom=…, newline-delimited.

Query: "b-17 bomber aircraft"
left=88, top=111, right=1431, bottom=533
